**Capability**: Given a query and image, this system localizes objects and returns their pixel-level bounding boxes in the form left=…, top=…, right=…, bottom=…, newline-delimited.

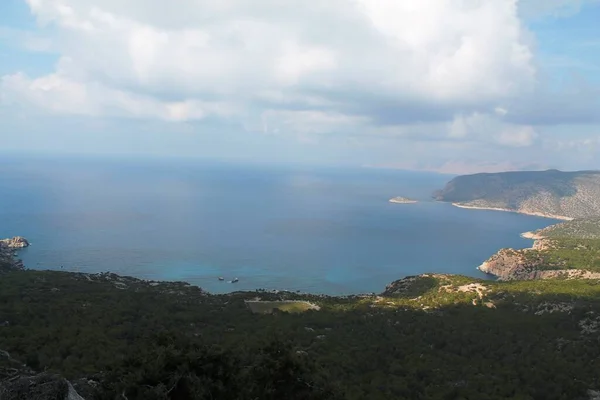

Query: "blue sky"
left=0, top=0, right=599, bottom=173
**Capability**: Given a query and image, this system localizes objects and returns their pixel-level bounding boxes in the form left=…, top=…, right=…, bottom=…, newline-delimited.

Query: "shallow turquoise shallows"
left=0, top=156, right=558, bottom=295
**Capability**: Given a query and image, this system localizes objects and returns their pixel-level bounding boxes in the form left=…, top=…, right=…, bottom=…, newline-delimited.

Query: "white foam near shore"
left=451, top=203, right=574, bottom=221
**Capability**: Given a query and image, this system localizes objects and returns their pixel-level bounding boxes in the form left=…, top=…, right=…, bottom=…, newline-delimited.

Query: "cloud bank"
left=1, top=0, right=599, bottom=170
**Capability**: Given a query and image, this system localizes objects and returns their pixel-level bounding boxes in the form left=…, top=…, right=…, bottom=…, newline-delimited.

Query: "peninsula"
left=434, top=169, right=600, bottom=220
left=388, top=196, right=418, bottom=204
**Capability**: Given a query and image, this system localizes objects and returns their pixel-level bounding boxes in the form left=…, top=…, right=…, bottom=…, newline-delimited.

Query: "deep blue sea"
left=0, top=156, right=558, bottom=295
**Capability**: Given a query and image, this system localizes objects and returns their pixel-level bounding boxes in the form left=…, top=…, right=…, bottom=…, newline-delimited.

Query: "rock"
left=304, top=327, right=315, bottom=332
left=534, top=302, right=574, bottom=315
left=579, top=315, right=600, bottom=334
left=0, top=237, right=30, bottom=273
left=478, top=245, right=600, bottom=281
left=484, top=302, right=496, bottom=309
left=316, top=335, right=326, bottom=340
left=0, top=237, right=30, bottom=249
left=0, top=373, right=86, bottom=400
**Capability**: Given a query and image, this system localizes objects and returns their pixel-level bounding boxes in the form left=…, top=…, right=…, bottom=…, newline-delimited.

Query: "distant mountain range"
left=434, top=169, right=600, bottom=220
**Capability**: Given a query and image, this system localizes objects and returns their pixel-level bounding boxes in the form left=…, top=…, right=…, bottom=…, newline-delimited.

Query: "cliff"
left=478, top=232, right=600, bottom=280
left=434, top=169, right=600, bottom=219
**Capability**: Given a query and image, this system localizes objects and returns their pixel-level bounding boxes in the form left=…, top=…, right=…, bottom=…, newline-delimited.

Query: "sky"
left=0, top=0, right=599, bottom=173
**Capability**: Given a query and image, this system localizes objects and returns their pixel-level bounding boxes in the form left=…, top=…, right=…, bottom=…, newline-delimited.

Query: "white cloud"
left=497, top=125, right=539, bottom=147
left=1, top=72, right=236, bottom=121
left=494, top=107, right=509, bottom=116
left=8, top=0, right=596, bottom=172
left=448, top=113, right=539, bottom=147
left=1, top=0, right=536, bottom=130
left=257, top=109, right=368, bottom=136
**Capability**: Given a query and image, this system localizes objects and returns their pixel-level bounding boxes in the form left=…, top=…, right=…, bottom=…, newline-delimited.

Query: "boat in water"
left=232, top=278, right=239, bottom=283
left=218, top=277, right=224, bottom=281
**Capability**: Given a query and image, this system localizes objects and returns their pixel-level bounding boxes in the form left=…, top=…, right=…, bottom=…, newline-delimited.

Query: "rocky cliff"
left=434, top=169, right=600, bottom=219
left=478, top=238, right=600, bottom=281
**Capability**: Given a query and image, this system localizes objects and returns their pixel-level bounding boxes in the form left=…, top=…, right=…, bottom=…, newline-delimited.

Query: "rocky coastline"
left=477, top=234, right=600, bottom=281
left=0, top=237, right=29, bottom=272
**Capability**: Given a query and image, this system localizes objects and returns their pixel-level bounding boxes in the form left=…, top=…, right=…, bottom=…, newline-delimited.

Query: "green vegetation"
left=535, top=216, right=600, bottom=239
left=2, top=268, right=600, bottom=399
left=526, top=239, right=600, bottom=272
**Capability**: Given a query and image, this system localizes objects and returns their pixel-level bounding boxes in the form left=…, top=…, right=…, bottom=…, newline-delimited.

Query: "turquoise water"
left=0, top=156, right=558, bottom=294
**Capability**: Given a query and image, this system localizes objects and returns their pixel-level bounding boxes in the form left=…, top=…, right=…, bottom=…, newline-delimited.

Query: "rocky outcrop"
left=0, top=236, right=29, bottom=249
left=478, top=241, right=600, bottom=281
left=0, top=373, right=85, bottom=400
left=478, top=248, right=537, bottom=280
left=1, top=348, right=87, bottom=400
left=0, top=237, right=28, bottom=272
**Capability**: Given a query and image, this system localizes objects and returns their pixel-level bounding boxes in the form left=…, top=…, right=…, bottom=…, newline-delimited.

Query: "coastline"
left=477, top=230, right=546, bottom=277
left=520, top=231, right=546, bottom=240
left=451, top=203, right=574, bottom=221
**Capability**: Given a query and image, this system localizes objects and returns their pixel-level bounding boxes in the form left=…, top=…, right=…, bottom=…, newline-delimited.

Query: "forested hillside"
left=1, top=266, right=600, bottom=399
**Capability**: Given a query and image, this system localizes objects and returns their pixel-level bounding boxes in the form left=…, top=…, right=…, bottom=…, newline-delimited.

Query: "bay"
left=0, top=156, right=557, bottom=294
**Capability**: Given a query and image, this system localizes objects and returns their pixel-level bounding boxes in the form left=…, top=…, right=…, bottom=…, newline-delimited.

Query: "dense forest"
left=1, top=265, right=600, bottom=399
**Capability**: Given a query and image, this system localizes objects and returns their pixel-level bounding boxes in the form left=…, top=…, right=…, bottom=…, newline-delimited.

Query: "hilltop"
left=434, top=169, right=600, bottom=219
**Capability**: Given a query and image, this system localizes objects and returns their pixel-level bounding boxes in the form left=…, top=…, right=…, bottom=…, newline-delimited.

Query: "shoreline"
left=477, top=230, right=548, bottom=276
left=520, top=231, right=546, bottom=240
left=451, top=203, right=574, bottom=221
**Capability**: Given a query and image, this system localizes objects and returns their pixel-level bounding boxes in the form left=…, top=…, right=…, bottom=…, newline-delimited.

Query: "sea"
left=0, top=155, right=559, bottom=295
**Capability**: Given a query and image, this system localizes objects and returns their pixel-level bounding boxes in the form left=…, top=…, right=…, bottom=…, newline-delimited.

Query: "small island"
left=389, top=196, right=418, bottom=204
